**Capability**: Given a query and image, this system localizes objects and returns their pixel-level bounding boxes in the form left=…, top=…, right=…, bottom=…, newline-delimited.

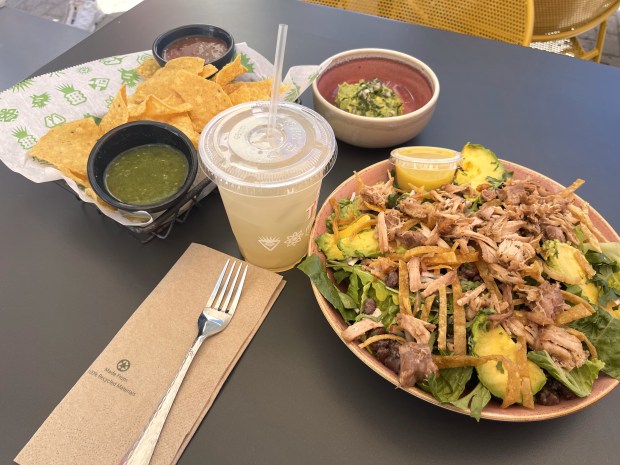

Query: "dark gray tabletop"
left=0, top=7, right=89, bottom=91
left=1, top=1, right=620, bottom=464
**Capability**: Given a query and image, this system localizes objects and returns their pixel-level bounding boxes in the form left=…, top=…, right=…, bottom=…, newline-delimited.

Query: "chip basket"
left=55, top=176, right=215, bottom=243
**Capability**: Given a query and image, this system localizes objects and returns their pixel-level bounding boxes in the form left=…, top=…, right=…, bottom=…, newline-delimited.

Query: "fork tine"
left=220, top=263, right=242, bottom=312
left=213, top=262, right=236, bottom=309
left=205, top=259, right=230, bottom=308
left=228, top=264, right=248, bottom=315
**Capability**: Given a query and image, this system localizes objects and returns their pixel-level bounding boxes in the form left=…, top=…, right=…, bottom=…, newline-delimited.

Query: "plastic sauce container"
left=390, top=146, right=461, bottom=190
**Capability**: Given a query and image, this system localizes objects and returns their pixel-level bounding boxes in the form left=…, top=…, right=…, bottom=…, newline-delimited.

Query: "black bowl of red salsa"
left=88, top=121, right=198, bottom=213
left=152, top=24, right=235, bottom=69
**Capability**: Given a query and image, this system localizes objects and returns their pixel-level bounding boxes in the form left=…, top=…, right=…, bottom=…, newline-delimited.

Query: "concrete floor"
left=3, top=0, right=620, bottom=67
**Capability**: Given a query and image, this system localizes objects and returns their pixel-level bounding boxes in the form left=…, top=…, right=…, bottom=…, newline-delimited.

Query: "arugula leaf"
left=449, top=383, right=492, bottom=422
left=569, top=306, right=620, bottom=379
left=298, top=255, right=357, bottom=321
left=527, top=351, right=605, bottom=396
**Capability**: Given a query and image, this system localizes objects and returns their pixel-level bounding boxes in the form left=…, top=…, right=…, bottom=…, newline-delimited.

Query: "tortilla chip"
left=158, top=113, right=200, bottom=149
left=28, top=118, right=100, bottom=186
left=200, top=64, right=218, bottom=79
left=99, top=84, right=128, bottom=135
left=163, top=56, right=206, bottom=75
left=170, top=70, right=232, bottom=132
left=129, top=68, right=180, bottom=105
left=128, top=94, right=192, bottom=120
left=214, top=55, right=247, bottom=86
left=135, top=57, right=161, bottom=79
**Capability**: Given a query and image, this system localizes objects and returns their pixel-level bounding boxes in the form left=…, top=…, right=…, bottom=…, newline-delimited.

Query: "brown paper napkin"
left=15, top=243, right=285, bottom=465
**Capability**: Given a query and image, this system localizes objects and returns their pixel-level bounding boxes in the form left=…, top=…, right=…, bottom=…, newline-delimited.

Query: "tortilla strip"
left=437, top=285, right=448, bottom=351
left=565, top=328, right=598, bottom=360
left=398, top=260, right=412, bottom=315
left=516, top=336, right=534, bottom=409
left=560, top=290, right=595, bottom=315
left=554, top=303, right=595, bottom=326
left=358, top=334, right=407, bottom=349
left=420, top=295, right=435, bottom=322
left=452, top=278, right=467, bottom=355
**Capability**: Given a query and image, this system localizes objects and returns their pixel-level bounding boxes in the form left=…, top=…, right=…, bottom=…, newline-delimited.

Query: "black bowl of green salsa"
left=88, top=121, right=198, bottom=213
left=152, top=24, right=235, bottom=69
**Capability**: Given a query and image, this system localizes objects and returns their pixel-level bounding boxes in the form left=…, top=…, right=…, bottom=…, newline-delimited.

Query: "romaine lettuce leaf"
left=422, top=367, right=473, bottom=403
left=298, top=255, right=357, bottom=321
left=329, top=262, right=400, bottom=327
left=449, top=383, right=491, bottom=422
left=527, top=350, right=605, bottom=396
left=569, top=306, right=620, bottom=379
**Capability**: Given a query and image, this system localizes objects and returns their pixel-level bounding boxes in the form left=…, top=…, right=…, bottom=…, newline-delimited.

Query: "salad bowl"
left=306, top=158, right=619, bottom=421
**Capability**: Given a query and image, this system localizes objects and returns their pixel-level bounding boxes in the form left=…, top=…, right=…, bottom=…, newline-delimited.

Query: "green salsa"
left=335, top=78, right=403, bottom=117
left=105, top=144, right=189, bottom=206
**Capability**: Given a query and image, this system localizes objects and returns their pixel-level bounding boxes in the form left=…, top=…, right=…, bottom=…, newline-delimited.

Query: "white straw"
left=268, top=24, right=288, bottom=139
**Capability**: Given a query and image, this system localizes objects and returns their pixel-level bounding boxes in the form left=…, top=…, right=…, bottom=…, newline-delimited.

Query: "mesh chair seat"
left=530, top=0, right=620, bottom=62
left=304, top=0, right=534, bottom=45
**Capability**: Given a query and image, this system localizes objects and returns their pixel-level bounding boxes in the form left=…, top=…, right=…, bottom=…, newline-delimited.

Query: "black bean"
left=536, top=388, right=560, bottom=406
left=369, top=327, right=386, bottom=337
left=385, top=270, right=399, bottom=288
left=362, top=298, right=377, bottom=314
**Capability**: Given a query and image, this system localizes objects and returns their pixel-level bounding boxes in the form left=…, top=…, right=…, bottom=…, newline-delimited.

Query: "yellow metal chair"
left=529, top=0, right=620, bottom=62
left=303, top=0, right=534, bottom=46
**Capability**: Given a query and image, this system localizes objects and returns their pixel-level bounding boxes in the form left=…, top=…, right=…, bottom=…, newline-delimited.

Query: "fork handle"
left=119, top=335, right=206, bottom=465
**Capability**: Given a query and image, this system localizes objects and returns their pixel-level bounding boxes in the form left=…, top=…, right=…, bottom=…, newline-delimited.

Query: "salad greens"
left=299, top=146, right=620, bottom=420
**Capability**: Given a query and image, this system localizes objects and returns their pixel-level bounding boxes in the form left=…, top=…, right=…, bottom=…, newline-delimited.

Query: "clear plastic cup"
left=390, top=146, right=461, bottom=191
left=199, top=101, right=337, bottom=272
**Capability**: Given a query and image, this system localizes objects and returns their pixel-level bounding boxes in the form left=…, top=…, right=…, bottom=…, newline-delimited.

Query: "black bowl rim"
left=87, top=120, right=198, bottom=213
left=152, top=24, right=235, bottom=68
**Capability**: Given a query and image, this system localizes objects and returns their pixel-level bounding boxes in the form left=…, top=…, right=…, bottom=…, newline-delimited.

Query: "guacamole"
left=335, top=78, right=403, bottom=117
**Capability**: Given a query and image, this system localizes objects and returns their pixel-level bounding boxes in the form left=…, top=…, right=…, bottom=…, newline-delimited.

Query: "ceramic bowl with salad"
left=299, top=143, right=620, bottom=421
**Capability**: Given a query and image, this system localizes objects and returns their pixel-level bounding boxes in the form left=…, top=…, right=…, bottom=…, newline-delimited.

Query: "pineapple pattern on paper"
left=136, top=53, right=152, bottom=64
left=12, top=127, right=37, bottom=150
left=284, top=83, right=301, bottom=102
left=120, top=68, right=140, bottom=88
left=238, top=53, right=255, bottom=74
left=11, top=78, right=35, bottom=93
left=88, top=77, right=110, bottom=91
left=57, top=84, right=87, bottom=106
left=31, top=93, right=50, bottom=109
left=0, top=108, right=19, bottom=122
left=78, top=66, right=92, bottom=74
left=44, top=113, right=66, bottom=128
left=100, top=56, right=124, bottom=66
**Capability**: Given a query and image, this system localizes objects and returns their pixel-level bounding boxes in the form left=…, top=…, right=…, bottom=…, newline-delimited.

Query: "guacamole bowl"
left=312, top=48, right=439, bottom=148
left=88, top=121, right=198, bottom=213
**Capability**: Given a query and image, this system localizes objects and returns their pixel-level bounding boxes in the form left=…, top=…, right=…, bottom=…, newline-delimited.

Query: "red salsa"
left=163, top=35, right=228, bottom=62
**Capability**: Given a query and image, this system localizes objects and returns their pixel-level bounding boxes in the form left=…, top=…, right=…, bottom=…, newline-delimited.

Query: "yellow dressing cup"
left=390, top=146, right=462, bottom=191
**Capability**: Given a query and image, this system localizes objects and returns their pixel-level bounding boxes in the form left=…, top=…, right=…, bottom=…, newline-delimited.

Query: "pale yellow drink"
left=219, top=180, right=321, bottom=271
left=199, top=102, right=337, bottom=271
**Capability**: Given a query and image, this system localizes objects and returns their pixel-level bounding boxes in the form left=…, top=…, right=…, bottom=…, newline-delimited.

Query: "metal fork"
left=119, top=259, right=248, bottom=465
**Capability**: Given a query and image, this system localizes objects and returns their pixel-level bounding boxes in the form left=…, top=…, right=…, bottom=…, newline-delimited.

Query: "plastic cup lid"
left=199, top=101, right=337, bottom=194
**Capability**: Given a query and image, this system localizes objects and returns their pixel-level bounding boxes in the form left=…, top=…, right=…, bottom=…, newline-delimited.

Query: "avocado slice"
left=316, top=214, right=376, bottom=261
left=471, top=315, right=546, bottom=402
left=454, top=143, right=506, bottom=189
left=542, top=240, right=591, bottom=285
left=338, top=229, right=380, bottom=258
